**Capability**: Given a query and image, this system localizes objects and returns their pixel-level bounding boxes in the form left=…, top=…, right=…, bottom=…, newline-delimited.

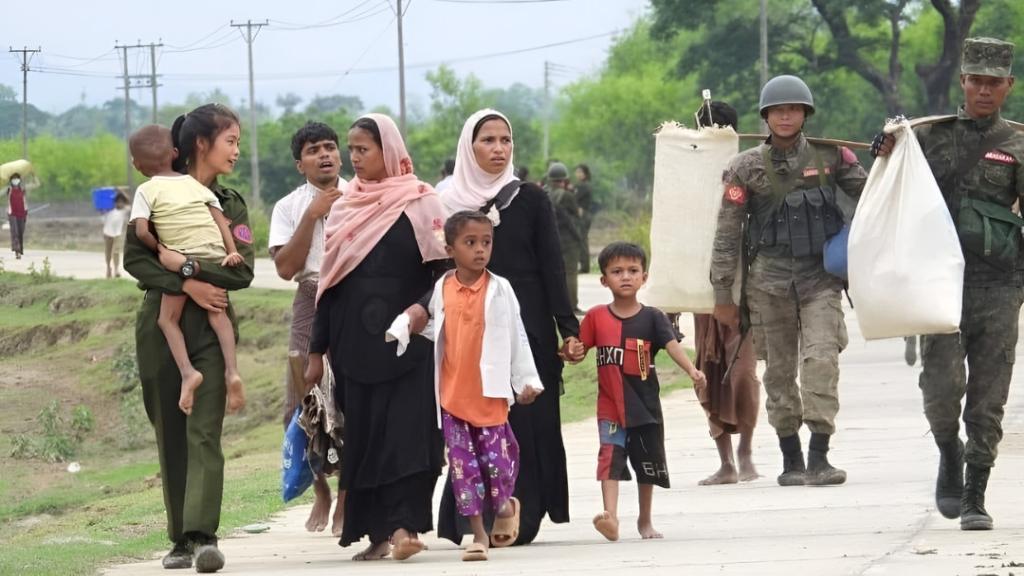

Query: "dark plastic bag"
left=281, top=407, right=313, bottom=502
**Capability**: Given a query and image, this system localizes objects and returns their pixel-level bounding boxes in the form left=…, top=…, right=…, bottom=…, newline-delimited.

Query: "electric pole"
left=115, top=41, right=163, bottom=191
left=9, top=46, right=41, bottom=160
left=543, top=61, right=551, bottom=162
left=231, top=19, right=269, bottom=209
left=395, top=0, right=407, bottom=136
left=760, top=0, right=769, bottom=131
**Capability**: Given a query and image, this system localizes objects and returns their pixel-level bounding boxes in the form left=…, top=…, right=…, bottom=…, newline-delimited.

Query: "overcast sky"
left=2, top=0, right=650, bottom=116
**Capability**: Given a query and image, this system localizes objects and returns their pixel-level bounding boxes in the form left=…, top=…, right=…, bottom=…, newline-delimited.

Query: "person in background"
left=4, top=172, right=27, bottom=259
left=102, top=190, right=131, bottom=278
left=545, top=162, right=584, bottom=314
left=436, top=158, right=456, bottom=193
left=574, top=163, right=594, bottom=273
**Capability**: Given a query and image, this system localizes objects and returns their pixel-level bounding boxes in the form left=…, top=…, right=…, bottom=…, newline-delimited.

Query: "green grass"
left=0, top=271, right=693, bottom=575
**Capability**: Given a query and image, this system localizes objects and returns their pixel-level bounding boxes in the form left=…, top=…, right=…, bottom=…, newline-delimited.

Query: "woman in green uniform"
left=123, top=103, right=255, bottom=573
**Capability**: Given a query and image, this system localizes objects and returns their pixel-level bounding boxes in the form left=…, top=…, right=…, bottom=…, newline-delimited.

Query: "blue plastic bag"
left=281, top=408, right=313, bottom=502
left=824, top=224, right=850, bottom=280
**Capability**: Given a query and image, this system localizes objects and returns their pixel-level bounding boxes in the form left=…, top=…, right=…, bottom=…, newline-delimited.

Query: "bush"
left=9, top=401, right=94, bottom=462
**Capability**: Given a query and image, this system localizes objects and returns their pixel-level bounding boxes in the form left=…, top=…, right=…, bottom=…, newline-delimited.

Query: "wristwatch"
left=179, top=258, right=197, bottom=279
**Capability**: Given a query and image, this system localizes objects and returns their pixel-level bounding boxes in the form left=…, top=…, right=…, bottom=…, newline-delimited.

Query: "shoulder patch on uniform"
left=233, top=224, right=253, bottom=245
left=724, top=185, right=747, bottom=205
left=984, top=150, right=1016, bottom=165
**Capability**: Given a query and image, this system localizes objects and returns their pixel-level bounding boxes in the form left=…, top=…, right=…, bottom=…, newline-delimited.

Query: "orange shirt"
left=440, top=273, right=509, bottom=427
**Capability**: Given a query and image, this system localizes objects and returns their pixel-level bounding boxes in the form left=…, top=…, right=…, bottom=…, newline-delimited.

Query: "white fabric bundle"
left=642, top=123, right=740, bottom=313
left=848, top=118, right=964, bottom=339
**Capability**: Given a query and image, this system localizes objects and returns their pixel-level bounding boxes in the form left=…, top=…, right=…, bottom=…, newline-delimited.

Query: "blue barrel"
left=92, top=187, right=117, bottom=211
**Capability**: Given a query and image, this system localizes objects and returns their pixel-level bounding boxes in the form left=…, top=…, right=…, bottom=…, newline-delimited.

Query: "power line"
left=433, top=0, right=571, bottom=3
left=268, top=0, right=388, bottom=30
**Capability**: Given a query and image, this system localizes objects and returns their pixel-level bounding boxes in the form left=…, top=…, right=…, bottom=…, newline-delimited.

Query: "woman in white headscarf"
left=435, top=109, right=582, bottom=545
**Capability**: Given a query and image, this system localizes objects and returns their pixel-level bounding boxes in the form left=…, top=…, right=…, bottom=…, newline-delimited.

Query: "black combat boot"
left=190, top=532, right=225, bottom=573
left=934, top=438, right=964, bottom=519
left=960, top=464, right=993, bottom=530
left=806, top=432, right=847, bottom=486
left=777, top=434, right=806, bottom=486
left=161, top=539, right=192, bottom=570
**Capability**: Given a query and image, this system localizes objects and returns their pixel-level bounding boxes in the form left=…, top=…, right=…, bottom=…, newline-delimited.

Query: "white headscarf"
left=441, top=108, right=519, bottom=224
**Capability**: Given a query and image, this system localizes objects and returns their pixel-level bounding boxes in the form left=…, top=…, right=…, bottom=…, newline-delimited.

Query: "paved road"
left=14, top=249, right=1023, bottom=575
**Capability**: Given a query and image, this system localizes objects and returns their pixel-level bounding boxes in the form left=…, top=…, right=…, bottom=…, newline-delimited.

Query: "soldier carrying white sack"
left=710, top=75, right=867, bottom=487
left=873, top=37, right=1024, bottom=531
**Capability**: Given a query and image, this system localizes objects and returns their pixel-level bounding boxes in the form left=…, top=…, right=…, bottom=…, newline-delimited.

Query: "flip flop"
left=490, top=497, right=520, bottom=548
left=391, top=537, right=425, bottom=561
left=593, top=511, right=619, bottom=541
left=461, top=542, right=488, bottom=562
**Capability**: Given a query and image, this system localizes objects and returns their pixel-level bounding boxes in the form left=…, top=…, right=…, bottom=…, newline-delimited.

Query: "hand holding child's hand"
left=689, top=368, right=707, bottom=388
left=221, top=252, right=243, bottom=267
left=516, top=385, right=542, bottom=405
left=559, top=337, right=585, bottom=364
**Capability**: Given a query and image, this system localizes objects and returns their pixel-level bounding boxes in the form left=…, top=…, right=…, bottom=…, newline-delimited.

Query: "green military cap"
left=961, top=37, right=1015, bottom=77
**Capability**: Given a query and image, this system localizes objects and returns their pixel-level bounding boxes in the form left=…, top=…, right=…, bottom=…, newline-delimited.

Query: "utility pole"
left=395, top=0, right=407, bottom=136
left=543, top=61, right=551, bottom=162
left=231, top=19, right=269, bottom=209
left=759, top=0, right=769, bottom=131
left=115, top=41, right=162, bottom=191
left=9, top=46, right=41, bottom=160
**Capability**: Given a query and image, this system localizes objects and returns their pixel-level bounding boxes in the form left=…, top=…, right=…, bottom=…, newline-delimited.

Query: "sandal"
left=490, top=497, right=520, bottom=548
left=462, top=542, right=488, bottom=562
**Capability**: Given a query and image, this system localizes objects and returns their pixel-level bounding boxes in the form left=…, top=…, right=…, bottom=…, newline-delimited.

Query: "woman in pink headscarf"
left=306, top=114, right=448, bottom=562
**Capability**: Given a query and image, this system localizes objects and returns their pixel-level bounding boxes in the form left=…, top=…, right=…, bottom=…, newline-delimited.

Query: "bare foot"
left=331, top=495, right=344, bottom=538
left=179, top=370, right=204, bottom=415
left=392, top=537, right=425, bottom=561
left=305, top=477, right=331, bottom=532
left=738, top=454, right=761, bottom=482
left=225, top=372, right=245, bottom=413
left=698, top=464, right=739, bottom=486
left=351, top=541, right=390, bottom=561
left=638, top=519, right=663, bottom=540
left=593, top=511, right=619, bottom=541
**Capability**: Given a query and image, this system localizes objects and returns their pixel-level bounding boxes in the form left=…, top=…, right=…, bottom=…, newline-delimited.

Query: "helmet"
left=758, top=75, right=815, bottom=117
left=546, top=162, right=569, bottom=181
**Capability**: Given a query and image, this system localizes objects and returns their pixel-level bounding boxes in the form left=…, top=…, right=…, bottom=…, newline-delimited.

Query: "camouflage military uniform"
left=710, top=134, right=867, bottom=437
left=916, top=108, right=1024, bottom=469
left=548, top=184, right=583, bottom=311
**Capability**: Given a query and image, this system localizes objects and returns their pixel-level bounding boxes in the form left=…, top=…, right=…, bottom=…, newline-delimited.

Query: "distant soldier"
left=711, top=75, right=867, bottom=487
left=873, top=37, right=1024, bottom=530
left=546, top=161, right=584, bottom=313
left=574, top=163, right=595, bottom=273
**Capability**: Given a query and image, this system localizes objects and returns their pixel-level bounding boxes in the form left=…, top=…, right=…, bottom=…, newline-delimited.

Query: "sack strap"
left=482, top=180, right=524, bottom=215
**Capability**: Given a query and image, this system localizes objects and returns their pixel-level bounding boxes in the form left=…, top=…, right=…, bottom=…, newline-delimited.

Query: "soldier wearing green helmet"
left=873, top=37, right=1024, bottom=531
left=710, top=74, right=868, bottom=488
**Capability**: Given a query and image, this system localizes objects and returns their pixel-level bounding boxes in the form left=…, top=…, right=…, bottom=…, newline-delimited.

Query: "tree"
left=304, top=94, right=363, bottom=116
left=276, top=92, right=303, bottom=116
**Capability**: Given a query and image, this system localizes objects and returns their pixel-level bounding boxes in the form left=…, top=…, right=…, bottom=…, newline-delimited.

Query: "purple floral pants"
left=442, top=410, right=519, bottom=517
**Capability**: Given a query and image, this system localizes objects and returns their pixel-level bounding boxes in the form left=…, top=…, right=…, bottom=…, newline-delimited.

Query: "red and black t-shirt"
left=579, top=305, right=677, bottom=428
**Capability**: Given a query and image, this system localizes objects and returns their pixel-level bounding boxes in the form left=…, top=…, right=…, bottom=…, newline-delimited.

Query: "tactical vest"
left=747, top=144, right=844, bottom=259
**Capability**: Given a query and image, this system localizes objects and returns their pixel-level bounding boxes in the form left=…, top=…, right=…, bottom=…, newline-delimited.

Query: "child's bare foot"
left=593, top=511, right=619, bottom=541
left=179, top=370, right=203, bottom=415
left=638, top=519, right=663, bottom=539
left=305, top=477, right=331, bottom=532
left=738, top=454, right=761, bottom=482
left=698, top=463, right=738, bottom=485
left=225, top=372, right=245, bottom=413
left=351, top=541, right=390, bottom=561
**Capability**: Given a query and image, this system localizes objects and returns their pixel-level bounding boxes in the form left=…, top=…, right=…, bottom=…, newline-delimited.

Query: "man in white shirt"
left=270, top=121, right=346, bottom=536
left=435, top=157, right=455, bottom=193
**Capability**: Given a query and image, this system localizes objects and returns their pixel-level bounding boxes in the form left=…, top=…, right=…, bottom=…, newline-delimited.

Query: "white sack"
left=848, top=119, right=964, bottom=340
left=642, top=123, right=740, bottom=313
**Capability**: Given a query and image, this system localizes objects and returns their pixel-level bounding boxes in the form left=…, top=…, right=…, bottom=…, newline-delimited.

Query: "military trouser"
left=920, top=285, right=1023, bottom=468
left=747, top=283, right=847, bottom=437
left=560, top=243, right=580, bottom=311
left=136, top=289, right=233, bottom=543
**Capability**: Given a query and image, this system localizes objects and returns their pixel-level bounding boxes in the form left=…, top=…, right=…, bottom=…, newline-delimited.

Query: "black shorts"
left=596, top=420, right=669, bottom=488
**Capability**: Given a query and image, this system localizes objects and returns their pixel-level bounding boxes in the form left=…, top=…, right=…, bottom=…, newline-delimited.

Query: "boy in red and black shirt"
left=578, top=241, right=705, bottom=542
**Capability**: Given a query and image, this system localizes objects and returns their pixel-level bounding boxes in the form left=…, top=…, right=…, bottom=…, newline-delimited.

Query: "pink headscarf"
left=316, top=113, right=448, bottom=303
left=440, top=109, right=519, bottom=222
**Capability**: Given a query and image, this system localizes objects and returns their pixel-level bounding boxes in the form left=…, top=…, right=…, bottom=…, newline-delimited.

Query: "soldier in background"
left=546, top=162, right=584, bottom=313
left=710, top=75, right=867, bottom=487
left=873, top=37, right=1024, bottom=531
left=574, top=164, right=595, bottom=273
